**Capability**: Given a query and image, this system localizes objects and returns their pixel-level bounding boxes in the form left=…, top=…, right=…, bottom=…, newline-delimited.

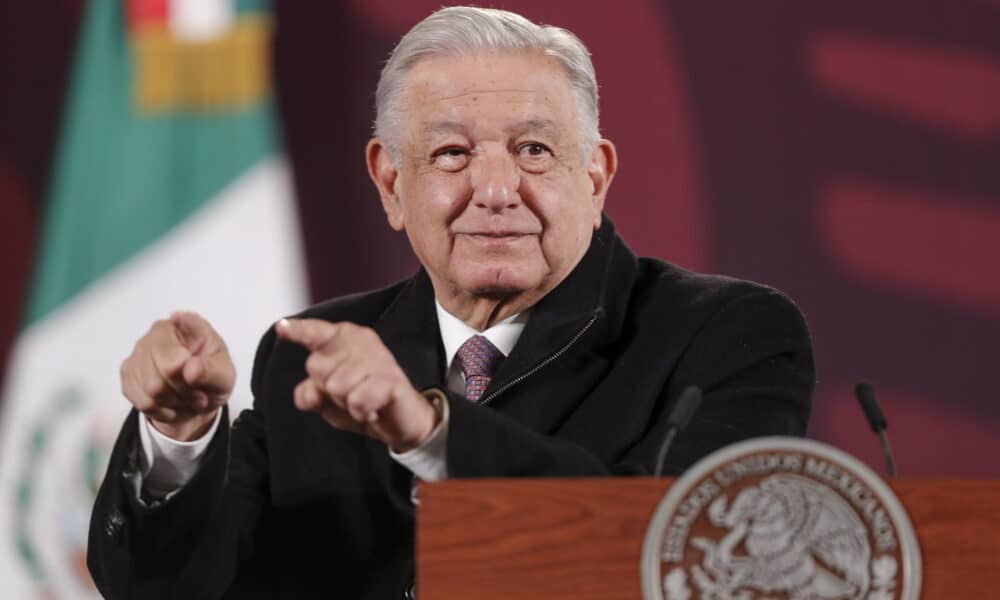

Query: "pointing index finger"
left=276, top=318, right=339, bottom=351
left=171, top=310, right=217, bottom=354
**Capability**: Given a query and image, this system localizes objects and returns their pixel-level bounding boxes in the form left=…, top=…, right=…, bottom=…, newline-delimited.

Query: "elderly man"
left=88, top=6, right=814, bottom=599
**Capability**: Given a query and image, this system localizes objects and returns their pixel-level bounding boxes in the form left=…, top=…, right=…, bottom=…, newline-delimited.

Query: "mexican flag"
left=0, top=0, right=307, bottom=596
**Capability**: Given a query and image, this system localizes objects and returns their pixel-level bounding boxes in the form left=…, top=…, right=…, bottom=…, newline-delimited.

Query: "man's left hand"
left=276, top=318, right=438, bottom=452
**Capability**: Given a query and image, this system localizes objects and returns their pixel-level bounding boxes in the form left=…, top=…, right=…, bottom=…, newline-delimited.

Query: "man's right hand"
left=120, top=311, right=235, bottom=441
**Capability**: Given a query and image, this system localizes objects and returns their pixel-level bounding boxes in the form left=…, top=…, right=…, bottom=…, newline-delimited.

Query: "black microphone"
left=855, top=382, right=897, bottom=477
left=653, top=386, right=702, bottom=477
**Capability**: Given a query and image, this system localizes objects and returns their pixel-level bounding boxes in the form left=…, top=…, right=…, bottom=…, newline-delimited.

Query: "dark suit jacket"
left=87, top=218, right=814, bottom=599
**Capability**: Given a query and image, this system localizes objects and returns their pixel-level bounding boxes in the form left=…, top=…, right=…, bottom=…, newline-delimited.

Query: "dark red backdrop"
left=2, top=0, right=997, bottom=475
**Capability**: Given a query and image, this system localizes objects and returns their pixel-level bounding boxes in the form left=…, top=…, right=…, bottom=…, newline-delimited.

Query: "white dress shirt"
left=138, top=303, right=529, bottom=498
left=432, top=300, right=528, bottom=397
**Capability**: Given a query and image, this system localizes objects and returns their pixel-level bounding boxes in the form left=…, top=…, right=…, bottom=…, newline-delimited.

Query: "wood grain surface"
left=416, top=478, right=1000, bottom=599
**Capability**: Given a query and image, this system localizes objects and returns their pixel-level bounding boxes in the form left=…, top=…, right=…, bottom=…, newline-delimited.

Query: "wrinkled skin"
left=367, top=51, right=617, bottom=330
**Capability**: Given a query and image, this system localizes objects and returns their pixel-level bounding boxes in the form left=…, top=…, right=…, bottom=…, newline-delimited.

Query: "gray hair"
left=374, top=6, right=601, bottom=164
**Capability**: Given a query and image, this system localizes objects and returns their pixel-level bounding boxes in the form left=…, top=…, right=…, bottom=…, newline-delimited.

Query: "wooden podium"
left=416, top=478, right=1000, bottom=599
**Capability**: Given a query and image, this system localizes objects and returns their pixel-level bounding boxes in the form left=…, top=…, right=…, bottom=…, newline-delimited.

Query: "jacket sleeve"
left=445, top=392, right=610, bottom=477
left=444, top=287, right=814, bottom=478
left=87, top=331, right=280, bottom=599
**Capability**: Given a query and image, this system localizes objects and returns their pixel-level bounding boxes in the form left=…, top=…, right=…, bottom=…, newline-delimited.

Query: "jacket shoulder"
left=249, top=276, right=415, bottom=398
left=292, top=277, right=414, bottom=327
left=635, top=258, right=799, bottom=313
left=627, top=259, right=809, bottom=345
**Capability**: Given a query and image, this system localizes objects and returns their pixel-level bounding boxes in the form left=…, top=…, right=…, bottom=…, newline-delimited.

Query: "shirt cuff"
left=137, top=408, right=223, bottom=501
left=389, top=389, right=449, bottom=482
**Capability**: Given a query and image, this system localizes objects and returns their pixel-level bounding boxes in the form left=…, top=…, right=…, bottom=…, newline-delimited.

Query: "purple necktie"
left=455, top=335, right=504, bottom=402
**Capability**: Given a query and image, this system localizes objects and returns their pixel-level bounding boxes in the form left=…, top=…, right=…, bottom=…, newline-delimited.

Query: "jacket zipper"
left=480, top=312, right=599, bottom=406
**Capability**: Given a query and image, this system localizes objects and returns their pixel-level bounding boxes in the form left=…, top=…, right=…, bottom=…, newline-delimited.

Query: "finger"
left=329, top=372, right=375, bottom=422
left=275, top=318, right=341, bottom=352
left=182, top=354, right=235, bottom=396
left=140, top=366, right=187, bottom=409
left=127, top=367, right=186, bottom=424
left=146, top=405, right=178, bottom=424
left=121, top=361, right=157, bottom=413
left=171, top=310, right=219, bottom=354
left=186, top=390, right=212, bottom=413
left=316, top=402, right=364, bottom=435
left=298, top=365, right=349, bottom=413
left=344, top=376, right=393, bottom=424
left=150, top=342, right=194, bottom=396
left=293, top=379, right=325, bottom=412
left=304, top=349, right=345, bottom=386
left=369, top=381, right=434, bottom=448
left=121, top=350, right=187, bottom=420
left=292, top=379, right=366, bottom=434
left=138, top=343, right=194, bottom=411
left=321, top=359, right=368, bottom=400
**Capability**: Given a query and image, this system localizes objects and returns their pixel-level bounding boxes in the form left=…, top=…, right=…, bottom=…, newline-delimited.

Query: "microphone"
left=653, top=386, right=703, bottom=477
left=855, top=382, right=897, bottom=477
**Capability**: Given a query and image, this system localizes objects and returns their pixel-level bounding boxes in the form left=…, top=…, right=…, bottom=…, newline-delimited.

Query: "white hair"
left=374, top=6, right=601, bottom=164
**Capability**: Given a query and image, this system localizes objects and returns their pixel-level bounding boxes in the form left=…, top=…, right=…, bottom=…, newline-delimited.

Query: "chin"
left=460, top=267, right=542, bottom=298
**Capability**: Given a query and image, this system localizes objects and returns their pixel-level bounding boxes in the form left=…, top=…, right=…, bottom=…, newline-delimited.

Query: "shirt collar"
left=434, top=300, right=530, bottom=369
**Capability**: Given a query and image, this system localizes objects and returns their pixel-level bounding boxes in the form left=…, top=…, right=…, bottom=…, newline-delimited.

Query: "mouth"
left=459, top=232, right=537, bottom=245
left=468, top=232, right=528, bottom=239
left=455, top=227, right=536, bottom=237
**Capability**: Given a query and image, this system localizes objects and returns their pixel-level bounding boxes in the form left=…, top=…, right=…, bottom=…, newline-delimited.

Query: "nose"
left=469, top=147, right=521, bottom=212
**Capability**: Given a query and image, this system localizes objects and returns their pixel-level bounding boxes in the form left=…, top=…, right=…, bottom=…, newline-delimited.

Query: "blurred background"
left=0, top=0, right=997, bottom=596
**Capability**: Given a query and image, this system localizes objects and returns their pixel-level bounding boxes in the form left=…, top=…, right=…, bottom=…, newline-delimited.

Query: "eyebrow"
left=421, top=118, right=561, bottom=141
left=424, top=120, right=468, bottom=136
left=506, top=118, right=560, bottom=141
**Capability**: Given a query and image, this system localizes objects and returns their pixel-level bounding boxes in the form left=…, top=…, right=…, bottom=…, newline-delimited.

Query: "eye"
left=518, top=142, right=552, bottom=157
left=431, top=146, right=470, bottom=171
left=515, top=142, right=555, bottom=172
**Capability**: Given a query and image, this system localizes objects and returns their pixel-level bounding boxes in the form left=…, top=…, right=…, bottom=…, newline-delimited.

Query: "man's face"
left=369, top=52, right=616, bottom=314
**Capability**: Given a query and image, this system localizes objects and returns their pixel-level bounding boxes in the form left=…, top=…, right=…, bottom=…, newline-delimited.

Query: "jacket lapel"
left=364, top=217, right=638, bottom=456
left=372, top=270, right=447, bottom=392
left=368, top=271, right=446, bottom=512
left=480, top=218, right=636, bottom=433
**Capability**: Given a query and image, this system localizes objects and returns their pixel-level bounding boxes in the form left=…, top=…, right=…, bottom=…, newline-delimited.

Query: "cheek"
left=528, top=176, right=594, bottom=222
left=399, top=173, right=470, bottom=225
left=534, top=195, right=597, bottom=268
left=399, top=177, right=473, bottom=268
left=541, top=221, right=577, bottom=260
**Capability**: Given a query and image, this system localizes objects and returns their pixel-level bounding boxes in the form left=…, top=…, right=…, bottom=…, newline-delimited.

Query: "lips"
left=454, top=232, right=537, bottom=251
left=453, top=227, right=541, bottom=237
left=458, top=232, right=537, bottom=246
left=464, top=232, right=531, bottom=238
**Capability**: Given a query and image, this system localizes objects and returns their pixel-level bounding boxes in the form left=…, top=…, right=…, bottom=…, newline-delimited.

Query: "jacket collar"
left=489, top=216, right=635, bottom=390
left=368, top=216, right=636, bottom=502
left=372, top=271, right=446, bottom=392
left=373, top=215, right=638, bottom=400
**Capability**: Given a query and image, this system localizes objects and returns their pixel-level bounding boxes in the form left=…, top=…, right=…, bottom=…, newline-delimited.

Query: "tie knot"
left=455, top=335, right=504, bottom=379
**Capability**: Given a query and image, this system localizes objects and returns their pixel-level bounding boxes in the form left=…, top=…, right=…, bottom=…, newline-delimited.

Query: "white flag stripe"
left=0, top=157, right=307, bottom=597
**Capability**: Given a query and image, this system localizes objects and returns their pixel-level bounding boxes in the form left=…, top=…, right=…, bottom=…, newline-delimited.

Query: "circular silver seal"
left=641, top=437, right=921, bottom=599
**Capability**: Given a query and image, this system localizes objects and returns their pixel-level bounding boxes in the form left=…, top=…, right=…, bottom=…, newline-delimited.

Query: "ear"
left=367, top=138, right=405, bottom=231
left=586, top=139, right=618, bottom=229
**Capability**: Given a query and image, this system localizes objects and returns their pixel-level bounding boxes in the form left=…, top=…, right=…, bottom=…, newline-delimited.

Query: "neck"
left=430, top=235, right=597, bottom=330
left=436, top=289, right=542, bottom=331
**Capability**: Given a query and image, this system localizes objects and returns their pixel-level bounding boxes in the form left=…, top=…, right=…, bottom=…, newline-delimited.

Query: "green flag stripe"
left=27, top=0, right=278, bottom=325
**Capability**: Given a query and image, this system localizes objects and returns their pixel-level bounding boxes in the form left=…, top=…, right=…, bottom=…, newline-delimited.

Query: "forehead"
left=401, top=52, right=578, bottom=139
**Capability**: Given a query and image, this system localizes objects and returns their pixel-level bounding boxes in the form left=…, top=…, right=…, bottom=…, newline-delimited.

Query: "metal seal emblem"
left=641, top=437, right=921, bottom=599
